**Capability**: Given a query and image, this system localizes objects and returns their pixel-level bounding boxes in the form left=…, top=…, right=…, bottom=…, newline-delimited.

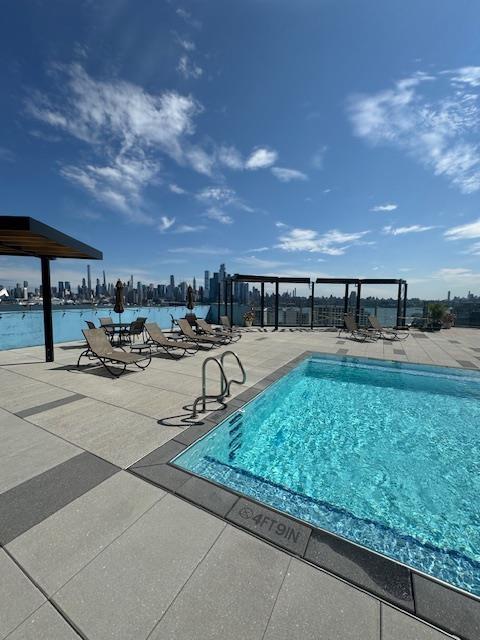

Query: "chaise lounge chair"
left=220, top=315, right=242, bottom=338
left=368, top=315, right=409, bottom=341
left=177, top=318, right=229, bottom=347
left=145, top=322, right=199, bottom=359
left=196, top=318, right=241, bottom=343
left=78, top=328, right=152, bottom=377
left=341, top=314, right=377, bottom=342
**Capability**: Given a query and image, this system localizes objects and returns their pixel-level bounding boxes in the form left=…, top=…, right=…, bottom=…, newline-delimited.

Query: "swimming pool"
left=174, top=353, right=480, bottom=596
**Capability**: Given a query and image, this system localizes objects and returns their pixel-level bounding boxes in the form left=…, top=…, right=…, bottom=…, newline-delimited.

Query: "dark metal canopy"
left=232, top=274, right=311, bottom=284
left=315, top=277, right=405, bottom=285
left=0, top=216, right=103, bottom=362
left=0, top=216, right=102, bottom=260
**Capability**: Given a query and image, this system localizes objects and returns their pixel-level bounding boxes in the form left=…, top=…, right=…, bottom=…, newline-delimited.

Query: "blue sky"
left=1, top=0, right=480, bottom=298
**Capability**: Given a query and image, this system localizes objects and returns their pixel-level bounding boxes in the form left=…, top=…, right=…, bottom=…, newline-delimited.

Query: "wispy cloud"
left=436, top=267, right=480, bottom=280
left=177, top=55, right=203, bottom=80
left=312, top=145, right=327, bottom=169
left=176, top=7, right=202, bottom=29
left=277, top=227, right=369, bottom=255
left=271, top=167, right=308, bottom=182
left=444, top=218, right=480, bottom=240
left=348, top=69, right=480, bottom=193
left=169, top=183, right=187, bottom=195
left=371, top=203, right=397, bottom=212
left=217, top=145, right=244, bottom=170
left=247, top=246, right=269, bottom=253
left=196, top=186, right=236, bottom=204
left=203, top=207, right=233, bottom=224
left=26, top=64, right=207, bottom=221
left=235, top=255, right=285, bottom=269
left=168, top=246, right=231, bottom=255
left=0, top=146, right=15, bottom=162
left=245, top=147, right=278, bottom=170
left=383, top=224, right=435, bottom=235
left=173, top=224, right=206, bottom=233
left=159, top=216, right=176, bottom=231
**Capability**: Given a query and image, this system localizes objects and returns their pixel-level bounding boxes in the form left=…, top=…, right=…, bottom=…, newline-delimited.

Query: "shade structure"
left=113, top=280, right=125, bottom=315
left=0, top=216, right=102, bottom=362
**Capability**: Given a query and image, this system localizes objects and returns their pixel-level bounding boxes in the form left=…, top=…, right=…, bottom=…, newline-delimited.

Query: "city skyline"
left=2, top=2, right=480, bottom=298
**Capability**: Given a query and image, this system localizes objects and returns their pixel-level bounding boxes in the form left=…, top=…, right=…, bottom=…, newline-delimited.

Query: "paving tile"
left=0, top=549, right=45, bottom=639
left=226, top=498, right=311, bottom=556
left=176, top=476, right=239, bottom=517
left=456, top=359, right=478, bottom=369
left=0, top=452, right=119, bottom=544
left=54, top=494, right=225, bottom=640
left=263, top=558, right=380, bottom=640
left=0, top=409, right=80, bottom=494
left=130, top=462, right=191, bottom=491
left=337, top=348, right=349, bottom=354
left=130, top=439, right=186, bottom=468
left=305, top=530, right=414, bottom=610
left=7, top=472, right=164, bottom=595
left=173, top=423, right=216, bottom=446
left=413, top=573, right=480, bottom=640
left=381, top=604, right=454, bottom=639
left=150, top=526, right=290, bottom=640
left=6, top=602, right=81, bottom=640
left=393, top=348, right=406, bottom=355
left=15, top=394, right=85, bottom=418
left=27, top=397, right=183, bottom=467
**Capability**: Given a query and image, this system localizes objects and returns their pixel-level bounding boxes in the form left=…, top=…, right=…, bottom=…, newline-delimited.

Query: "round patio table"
left=101, top=322, right=131, bottom=346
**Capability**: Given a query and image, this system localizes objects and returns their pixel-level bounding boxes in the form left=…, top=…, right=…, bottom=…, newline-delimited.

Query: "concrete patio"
left=1, top=326, right=478, bottom=640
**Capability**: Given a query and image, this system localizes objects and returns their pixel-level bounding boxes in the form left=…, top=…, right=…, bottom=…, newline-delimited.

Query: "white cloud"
left=203, top=207, right=233, bottom=224
left=217, top=145, right=244, bottom=170
left=176, top=7, right=202, bottom=29
left=383, top=224, right=435, bottom=236
left=159, top=216, right=176, bottom=231
left=0, top=147, right=15, bottom=162
left=26, top=63, right=208, bottom=220
left=275, top=221, right=287, bottom=228
left=177, top=55, right=203, bottom=80
left=277, top=227, right=369, bottom=255
left=248, top=246, right=269, bottom=253
left=271, top=167, right=308, bottom=182
left=312, top=145, right=327, bottom=169
left=444, top=218, right=480, bottom=240
left=173, top=224, right=206, bottom=233
left=371, top=203, right=397, bottom=212
left=436, top=267, right=480, bottom=280
left=348, top=70, right=480, bottom=193
left=168, top=246, right=231, bottom=255
left=196, top=186, right=236, bottom=204
left=235, top=256, right=285, bottom=269
left=175, top=34, right=196, bottom=52
left=169, top=183, right=187, bottom=195
left=245, top=147, right=278, bottom=170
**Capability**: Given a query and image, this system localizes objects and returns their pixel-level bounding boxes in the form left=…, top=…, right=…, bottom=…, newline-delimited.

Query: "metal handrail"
left=220, top=351, right=246, bottom=397
left=192, top=351, right=246, bottom=417
left=192, top=356, right=229, bottom=417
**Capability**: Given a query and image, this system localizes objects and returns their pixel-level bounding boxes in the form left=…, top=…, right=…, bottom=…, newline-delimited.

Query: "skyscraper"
left=204, top=270, right=210, bottom=298
left=87, top=265, right=92, bottom=297
left=193, top=276, right=196, bottom=291
left=103, top=270, right=106, bottom=294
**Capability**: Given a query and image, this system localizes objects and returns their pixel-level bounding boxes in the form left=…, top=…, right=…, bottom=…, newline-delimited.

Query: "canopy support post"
left=41, top=256, right=54, bottom=362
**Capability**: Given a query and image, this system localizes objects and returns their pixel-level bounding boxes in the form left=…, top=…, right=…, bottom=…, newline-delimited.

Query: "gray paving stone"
left=15, top=394, right=85, bottom=418
left=0, top=550, right=45, bottom=639
left=413, top=573, right=480, bottom=640
left=173, top=423, right=216, bottom=446
left=176, top=476, right=239, bottom=517
left=0, top=409, right=80, bottom=494
left=7, top=472, right=164, bottom=595
left=130, top=439, right=186, bottom=468
left=305, top=530, right=413, bottom=610
left=381, top=604, right=454, bottom=639
left=54, top=494, right=225, bottom=640
left=456, top=359, right=478, bottom=368
left=6, top=602, right=81, bottom=640
left=130, top=462, right=191, bottom=491
left=0, top=452, right=119, bottom=544
left=226, top=498, right=311, bottom=556
left=150, top=526, right=290, bottom=640
left=263, top=558, right=380, bottom=640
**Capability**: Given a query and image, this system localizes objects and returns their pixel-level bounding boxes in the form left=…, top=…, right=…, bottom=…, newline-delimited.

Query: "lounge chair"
left=220, top=316, right=242, bottom=337
left=196, top=318, right=241, bottom=343
left=126, top=318, right=146, bottom=343
left=177, top=318, right=228, bottom=347
left=145, top=323, right=199, bottom=359
left=368, top=315, right=409, bottom=341
left=99, top=316, right=115, bottom=342
left=85, top=320, right=96, bottom=329
left=78, top=328, right=151, bottom=377
left=341, top=314, right=377, bottom=342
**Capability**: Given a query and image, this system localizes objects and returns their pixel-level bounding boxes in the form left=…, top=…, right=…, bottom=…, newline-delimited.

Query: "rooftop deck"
left=1, top=327, right=478, bottom=640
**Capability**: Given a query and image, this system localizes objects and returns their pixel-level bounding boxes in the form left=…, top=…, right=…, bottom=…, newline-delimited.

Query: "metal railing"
left=192, top=350, right=246, bottom=417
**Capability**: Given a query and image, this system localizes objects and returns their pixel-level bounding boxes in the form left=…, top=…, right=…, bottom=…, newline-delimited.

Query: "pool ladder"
left=192, top=351, right=246, bottom=417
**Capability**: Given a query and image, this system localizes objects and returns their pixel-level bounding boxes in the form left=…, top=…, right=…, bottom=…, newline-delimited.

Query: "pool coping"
left=128, top=350, right=480, bottom=640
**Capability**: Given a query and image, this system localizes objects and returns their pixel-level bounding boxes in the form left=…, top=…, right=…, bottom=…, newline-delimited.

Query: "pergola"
left=0, top=216, right=102, bottom=362
left=229, top=274, right=408, bottom=329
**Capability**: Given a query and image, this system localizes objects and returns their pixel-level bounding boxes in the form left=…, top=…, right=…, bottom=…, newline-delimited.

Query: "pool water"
left=174, top=354, right=480, bottom=595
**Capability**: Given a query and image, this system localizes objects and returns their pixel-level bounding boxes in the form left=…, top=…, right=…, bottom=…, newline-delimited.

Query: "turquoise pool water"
left=174, top=354, right=480, bottom=595
left=0, top=304, right=210, bottom=350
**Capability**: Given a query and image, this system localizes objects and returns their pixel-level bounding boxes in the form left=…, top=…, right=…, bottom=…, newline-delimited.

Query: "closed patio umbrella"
left=114, top=279, right=124, bottom=322
left=186, top=285, right=195, bottom=312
